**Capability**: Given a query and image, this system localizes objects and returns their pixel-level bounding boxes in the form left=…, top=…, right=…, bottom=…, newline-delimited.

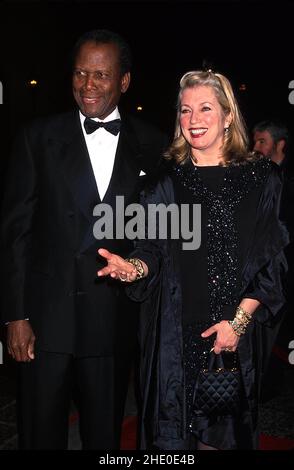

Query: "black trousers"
left=18, top=351, right=124, bottom=450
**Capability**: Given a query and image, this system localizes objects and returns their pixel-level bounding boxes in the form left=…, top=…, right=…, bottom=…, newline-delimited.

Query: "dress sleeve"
left=126, top=175, right=172, bottom=302
left=242, top=163, right=289, bottom=324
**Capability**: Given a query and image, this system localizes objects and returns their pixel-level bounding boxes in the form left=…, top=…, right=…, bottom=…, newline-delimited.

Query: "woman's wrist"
left=125, top=258, right=148, bottom=279
left=228, top=305, right=253, bottom=336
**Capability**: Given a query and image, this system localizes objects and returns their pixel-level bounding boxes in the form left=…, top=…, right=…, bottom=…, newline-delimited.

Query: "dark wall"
left=0, top=1, right=294, bottom=152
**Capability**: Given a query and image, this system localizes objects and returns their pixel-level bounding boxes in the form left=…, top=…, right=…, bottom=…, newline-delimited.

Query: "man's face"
left=72, top=41, right=130, bottom=119
left=179, top=85, right=231, bottom=160
left=253, top=130, right=276, bottom=158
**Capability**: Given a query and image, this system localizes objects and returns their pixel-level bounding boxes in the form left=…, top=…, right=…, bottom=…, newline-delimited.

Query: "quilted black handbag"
left=192, top=352, right=242, bottom=417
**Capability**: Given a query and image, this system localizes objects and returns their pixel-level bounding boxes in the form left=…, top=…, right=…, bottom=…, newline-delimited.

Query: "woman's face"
left=180, top=85, right=231, bottom=158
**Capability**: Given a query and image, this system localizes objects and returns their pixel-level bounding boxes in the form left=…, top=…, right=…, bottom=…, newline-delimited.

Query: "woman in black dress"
left=97, top=70, right=288, bottom=450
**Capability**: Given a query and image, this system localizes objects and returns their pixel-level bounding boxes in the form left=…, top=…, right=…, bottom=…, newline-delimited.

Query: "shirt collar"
left=79, top=107, right=121, bottom=126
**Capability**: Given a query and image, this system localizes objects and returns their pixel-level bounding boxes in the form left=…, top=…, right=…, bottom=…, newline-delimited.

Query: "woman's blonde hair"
left=165, top=70, right=251, bottom=165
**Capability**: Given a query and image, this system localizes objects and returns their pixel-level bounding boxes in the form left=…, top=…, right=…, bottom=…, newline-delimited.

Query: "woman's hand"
left=97, top=248, right=138, bottom=282
left=201, top=320, right=239, bottom=354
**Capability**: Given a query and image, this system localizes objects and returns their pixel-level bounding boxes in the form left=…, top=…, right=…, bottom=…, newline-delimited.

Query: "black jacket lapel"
left=102, top=117, right=145, bottom=206
left=55, top=111, right=100, bottom=223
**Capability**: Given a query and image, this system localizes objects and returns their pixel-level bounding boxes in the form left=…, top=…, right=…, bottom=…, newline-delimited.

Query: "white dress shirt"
left=79, top=107, right=121, bottom=200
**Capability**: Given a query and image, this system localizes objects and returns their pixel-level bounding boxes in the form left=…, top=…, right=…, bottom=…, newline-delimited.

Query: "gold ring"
left=224, top=347, right=233, bottom=352
left=119, top=274, right=127, bottom=282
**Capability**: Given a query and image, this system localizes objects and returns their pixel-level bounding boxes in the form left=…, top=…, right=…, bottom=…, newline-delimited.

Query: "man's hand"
left=7, top=320, right=36, bottom=362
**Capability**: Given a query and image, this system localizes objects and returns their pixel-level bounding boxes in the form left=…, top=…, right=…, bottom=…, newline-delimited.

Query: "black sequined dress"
left=172, top=159, right=266, bottom=445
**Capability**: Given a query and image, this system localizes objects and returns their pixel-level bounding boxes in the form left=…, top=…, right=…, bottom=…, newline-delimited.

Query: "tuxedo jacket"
left=0, top=110, right=168, bottom=356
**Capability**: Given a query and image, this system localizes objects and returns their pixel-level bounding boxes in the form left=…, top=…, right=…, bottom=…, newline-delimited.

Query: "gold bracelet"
left=228, top=306, right=253, bottom=336
left=125, top=258, right=145, bottom=280
left=236, top=306, right=252, bottom=320
left=228, top=319, right=246, bottom=336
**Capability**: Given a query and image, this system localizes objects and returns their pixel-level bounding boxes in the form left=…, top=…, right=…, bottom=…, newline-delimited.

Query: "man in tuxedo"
left=1, top=29, right=167, bottom=449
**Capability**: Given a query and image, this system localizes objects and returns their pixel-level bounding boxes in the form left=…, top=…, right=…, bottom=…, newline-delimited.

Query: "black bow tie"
left=84, top=117, right=121, bottom=136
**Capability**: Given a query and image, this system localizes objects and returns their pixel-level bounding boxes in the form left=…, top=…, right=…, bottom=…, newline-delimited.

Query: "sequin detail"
left=183, top=323, right=213, bottom=427
left=174, top=158, right=270, bottom=323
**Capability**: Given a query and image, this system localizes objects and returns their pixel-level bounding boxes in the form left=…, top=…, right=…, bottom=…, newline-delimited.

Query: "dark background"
left=0, top=0, right=294, bottom=169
